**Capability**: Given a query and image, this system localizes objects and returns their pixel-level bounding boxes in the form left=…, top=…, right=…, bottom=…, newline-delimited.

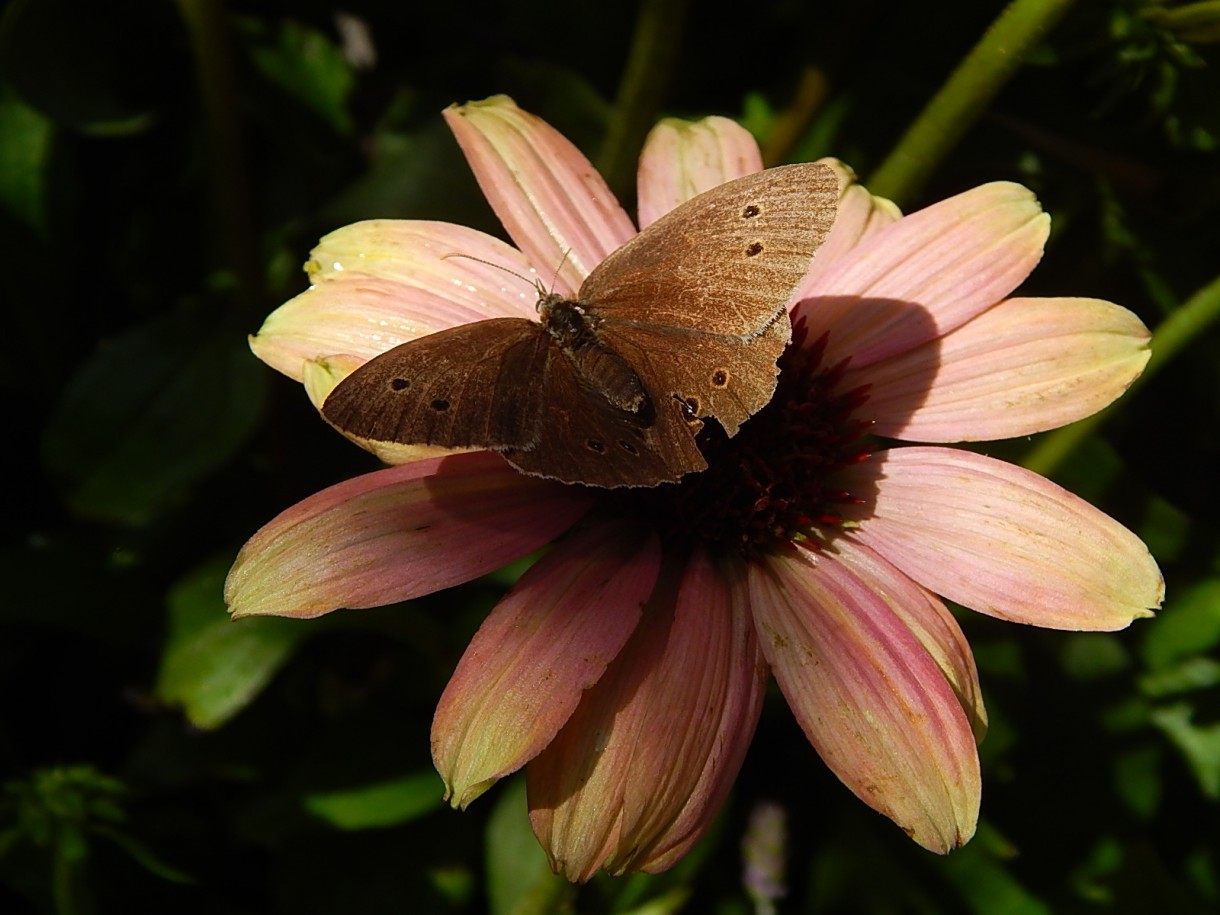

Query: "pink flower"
left=227, top=95, right=1163, bottom=880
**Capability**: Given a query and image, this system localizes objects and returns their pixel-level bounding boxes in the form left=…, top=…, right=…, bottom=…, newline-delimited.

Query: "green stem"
left=175, top=0, right=261, bottom=309
left=868, top=0, right=1076, bottom=206
left=1023, top=271, right=1220, bottom=477
left=598, top=0, right=692, bottom=202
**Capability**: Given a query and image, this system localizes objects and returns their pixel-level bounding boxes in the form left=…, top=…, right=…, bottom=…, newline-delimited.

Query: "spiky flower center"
left=611, top=321, right=875, bottom=555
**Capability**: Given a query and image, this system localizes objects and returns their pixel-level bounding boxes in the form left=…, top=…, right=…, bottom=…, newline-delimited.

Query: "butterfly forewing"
left=580, top=162, right=839, bottom=336
left=322, top=318, right=547, bottom=450
left=602, top=316, right=790, bottom=437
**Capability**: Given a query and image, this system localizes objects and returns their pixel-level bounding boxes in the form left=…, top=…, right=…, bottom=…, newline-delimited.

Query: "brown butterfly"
left=322, top=162, right=839, bottom=488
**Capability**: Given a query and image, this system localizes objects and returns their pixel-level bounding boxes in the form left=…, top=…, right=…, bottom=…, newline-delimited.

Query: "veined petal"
left=432, top=521, right=661, bottom=810
left=795, top=159, right=900, bottom=294
left=528, top=550, right=766, bottom=881
left=749, top=545, right=980, bottom=853
left=224, top=452, right=592, bottom=619
left=830, top=537, right=986, bottom=740
left=841, top=447, right=1164, bottom=630
left=251, top=220, right=540, bottom=380
left=856, top=296, right=1153, bottom=442
left=444, top=95, right=636, bottom=295
left=799, top=182, right=1050, bottom=371
left=636, top=116, right=764, bottom=228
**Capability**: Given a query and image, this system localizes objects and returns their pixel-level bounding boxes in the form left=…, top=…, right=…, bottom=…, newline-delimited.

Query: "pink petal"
left=528, top=550, right=766, bottom=880
left=797, top=182, right=1049, bottom=372
left=444, top=96, right=637, bottom=295
left=855, top=296, right=1153, bottom=442
left=636, top=116, right=764, bottom=228
left=827, top=537, right=986, bottom=740
left=251, top=220, right=540, bottom=380
left=224, top=452, right=592, bottom=619
left=840, top=447, right=1164, bottom=630
left=432, top=521, right=662, bottom=809
left=749, top=545, right=981, bottom=853
left=796, top=159, right=900, bottom=293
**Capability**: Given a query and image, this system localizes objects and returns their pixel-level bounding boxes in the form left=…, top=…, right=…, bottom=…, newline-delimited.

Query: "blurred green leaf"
left=1059, top=633, right=1131, bottom=680
left=1112, top=745, right=1164, bottom=819
left=485, top=777, right=572, bottom=915
left=303, top=770, right=444, bottom=830
left=1142, top=578, right=1220, bottom=671
left=1149, top=704, right=1220, bottom=797
left=940, top=823, right=1054, bottom=915
left=156, top=554, right=308, bottom=729
left=0, top=81, right=53, bottom=234
left=42, top=300, right=266, bottom=525
left=237, top=16, right=355, bottom=135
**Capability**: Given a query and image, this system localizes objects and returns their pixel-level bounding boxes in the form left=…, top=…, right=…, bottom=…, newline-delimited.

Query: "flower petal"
left=250, top=220, right=539, bottom=381
left=445, top=95, right=636, bottom=294
left=856, top=296, right=1153, bottom=442
left=432, top=521, right=661, bottom=809
left=799, top=182, right=1050, bottom=372
left=829, top=537, right=986, bottom=740
left=636, top=116, right=764, bottom=228
left=750, top=545, right=981, bottom=853
left=795, top=159, right=900, bottom=293
left=225, top=452, right=592, bottom=619
left=528, top=550, right=766, bottom=880
left=841, top=447, right=1164, bottom=630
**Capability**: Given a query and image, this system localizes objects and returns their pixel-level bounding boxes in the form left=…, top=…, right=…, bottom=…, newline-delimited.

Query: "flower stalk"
left=868, top=0, right=1078, bottom=205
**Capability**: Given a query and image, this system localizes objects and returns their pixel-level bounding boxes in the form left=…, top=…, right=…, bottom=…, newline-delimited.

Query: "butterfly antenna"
left=440, top=252, right=539, bottom=290
left=548, top=249, right=573, bottom=296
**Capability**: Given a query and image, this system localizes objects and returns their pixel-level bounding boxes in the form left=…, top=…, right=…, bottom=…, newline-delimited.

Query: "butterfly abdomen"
left=541, top=294, right=649, bottom=415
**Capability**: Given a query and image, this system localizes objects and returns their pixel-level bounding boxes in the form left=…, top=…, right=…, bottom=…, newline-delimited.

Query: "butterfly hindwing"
left=501, top=347, right=708, bottom=487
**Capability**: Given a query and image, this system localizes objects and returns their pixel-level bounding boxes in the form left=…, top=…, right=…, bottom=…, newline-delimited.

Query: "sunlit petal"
left=529, top=550, right=766, bottom=880
left=799, top=182, right=1049, bottom=371
left=433, top=521, right=661, bottom=809
left=225, top=453, right=592, bottom=619
left=829, top=537, right=986, bottom=739
left=750, top=546, right=980, bottom=852
left=637, top=116, right=765, bottom=227
left=841, top=447, right=1164, bottom=630
left=250, top=221, right=540, bottom=380
left=444, top=95, right=636, bottom=294
left=856, top=296, right=1153, bottom=441
left=796, top=158, right=900, bottom=293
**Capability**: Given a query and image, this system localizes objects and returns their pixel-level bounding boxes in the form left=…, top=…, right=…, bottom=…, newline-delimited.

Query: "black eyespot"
left=391, top=378, right=411, bottom=391
left=711, top=369, right=728, bottom=387
left=430, top=399, right=450, bottom=412
left=683, top=395, right=701, bottom=415
left=618, top=440, right=640, bottom=455
left=745, top=242, right=763, bottom=257
left=742, top=204, right=760, bottom=218
left=586, top=438, right=607, bottom=454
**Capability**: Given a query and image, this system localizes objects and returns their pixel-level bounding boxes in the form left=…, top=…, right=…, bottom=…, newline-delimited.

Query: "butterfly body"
left=322, top=162, right=839, bottom=488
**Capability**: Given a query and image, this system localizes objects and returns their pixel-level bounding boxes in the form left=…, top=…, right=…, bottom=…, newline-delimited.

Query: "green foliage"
left=156, top=554, right=310, bottom=729
left=4, top=0, right=1219, bottom=912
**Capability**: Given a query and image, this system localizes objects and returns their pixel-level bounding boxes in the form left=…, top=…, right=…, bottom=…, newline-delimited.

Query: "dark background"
left=3, top=0, right=1219, bottom=912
